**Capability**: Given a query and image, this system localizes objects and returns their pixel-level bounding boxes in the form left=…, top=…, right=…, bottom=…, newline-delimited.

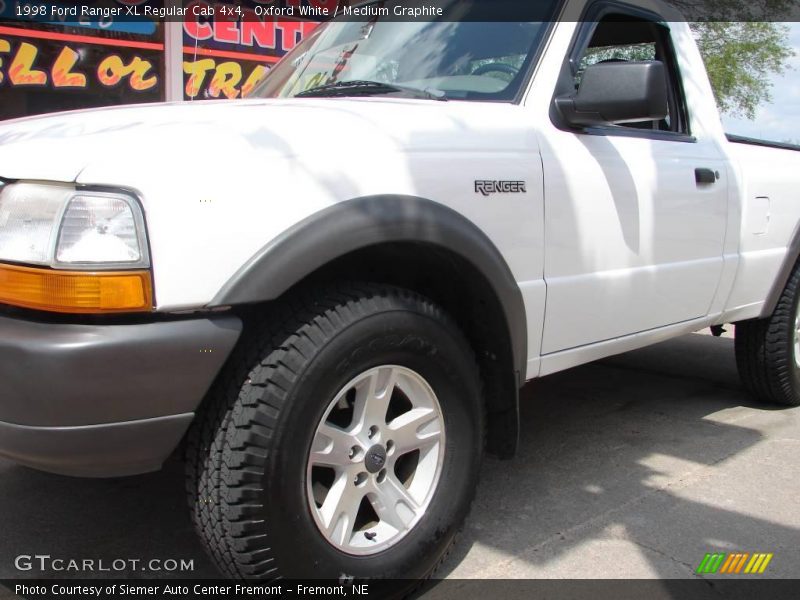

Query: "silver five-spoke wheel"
left=189, top=284, right=482, bottom=580
left=306, top=365, right=445, bottom=555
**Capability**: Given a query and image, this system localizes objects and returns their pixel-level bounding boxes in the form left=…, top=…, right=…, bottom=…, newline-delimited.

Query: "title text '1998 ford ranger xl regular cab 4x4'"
left=1, top=0, right=799, bottom=585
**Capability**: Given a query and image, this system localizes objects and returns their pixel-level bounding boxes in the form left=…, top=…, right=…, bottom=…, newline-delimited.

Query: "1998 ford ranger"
left=1, top=0, right=799, bottom=583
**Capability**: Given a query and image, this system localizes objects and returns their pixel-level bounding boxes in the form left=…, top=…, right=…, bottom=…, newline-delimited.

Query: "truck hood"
left=0, top=98, right=533, bottom=184
left=0, top=98, right=540, bottom=313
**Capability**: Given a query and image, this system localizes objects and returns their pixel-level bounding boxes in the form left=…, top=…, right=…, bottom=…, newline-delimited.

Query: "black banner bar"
left=3, top=579, right=800, bottom=600
left=3, top=0, right=800, bottom=24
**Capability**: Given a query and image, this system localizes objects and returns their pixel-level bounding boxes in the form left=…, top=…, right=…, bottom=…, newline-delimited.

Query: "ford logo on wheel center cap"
left=365, top=445, right=387, bottom=473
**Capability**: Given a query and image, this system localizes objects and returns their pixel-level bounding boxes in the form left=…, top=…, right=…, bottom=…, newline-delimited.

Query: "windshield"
left=250, top=0, right=558, bottom=102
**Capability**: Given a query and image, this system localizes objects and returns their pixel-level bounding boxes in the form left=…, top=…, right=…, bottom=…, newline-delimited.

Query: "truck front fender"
left=211, top=195, right=527, bottom=378
left=210, top=195, right=527, bottom=458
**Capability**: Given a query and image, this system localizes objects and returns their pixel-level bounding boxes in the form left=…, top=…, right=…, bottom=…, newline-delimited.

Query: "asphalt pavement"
left=1, top=332, right=798, bottom=591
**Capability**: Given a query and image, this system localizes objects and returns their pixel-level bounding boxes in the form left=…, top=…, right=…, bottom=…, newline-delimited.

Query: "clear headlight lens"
left=0, top=183, right=148, bottom=269
left=0, top=183, right=74, bottom=265
left=57, top=195, right=142, bottom=264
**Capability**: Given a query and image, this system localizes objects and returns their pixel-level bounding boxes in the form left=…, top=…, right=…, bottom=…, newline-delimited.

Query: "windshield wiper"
left=295, top=80, right=447, bottom=101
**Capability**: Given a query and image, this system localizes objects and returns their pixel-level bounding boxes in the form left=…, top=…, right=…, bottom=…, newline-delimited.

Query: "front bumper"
left=0, top=312, right=242, bottom=477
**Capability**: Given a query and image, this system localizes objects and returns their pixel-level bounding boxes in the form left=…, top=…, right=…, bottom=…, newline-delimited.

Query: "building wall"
left=0, top=19, right=166, bottom=120
left=0, top=1, right=320, bottom=120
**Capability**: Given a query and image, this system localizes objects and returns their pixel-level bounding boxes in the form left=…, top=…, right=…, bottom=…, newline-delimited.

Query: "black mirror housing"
left=556, top=60, right=669, bottom=128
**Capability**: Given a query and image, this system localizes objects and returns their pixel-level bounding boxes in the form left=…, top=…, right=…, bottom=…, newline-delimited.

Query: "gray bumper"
left=0, top=313, right=242, bottom=477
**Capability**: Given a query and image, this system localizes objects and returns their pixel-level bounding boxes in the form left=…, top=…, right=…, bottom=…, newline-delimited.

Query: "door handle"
left=695, top=168, right=718, bottom=185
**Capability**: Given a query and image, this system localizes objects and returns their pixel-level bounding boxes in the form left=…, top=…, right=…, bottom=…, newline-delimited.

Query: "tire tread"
left=186, top=282, right=480, bottom=580
left=735, top=262, right=800, bottom=406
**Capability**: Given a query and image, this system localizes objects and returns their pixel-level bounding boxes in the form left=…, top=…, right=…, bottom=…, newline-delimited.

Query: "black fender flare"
left=211, top=195, right=528, bottom=385
left=761, top=221, right=800, bottom=318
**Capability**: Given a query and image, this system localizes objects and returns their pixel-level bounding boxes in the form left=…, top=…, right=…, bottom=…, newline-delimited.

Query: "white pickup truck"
left=1, top=0, right=799, bottom=584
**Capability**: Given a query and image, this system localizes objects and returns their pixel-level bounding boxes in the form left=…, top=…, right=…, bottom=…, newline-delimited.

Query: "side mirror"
left=556, top=60, right=668, bottom=128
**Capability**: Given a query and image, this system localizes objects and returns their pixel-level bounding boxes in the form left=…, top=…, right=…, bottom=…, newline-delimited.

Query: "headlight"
left=0, top=182, right=153, bottom=314
left=0, top=182, right=149, bottom=268
left=0, top=183, right=72, bottom=265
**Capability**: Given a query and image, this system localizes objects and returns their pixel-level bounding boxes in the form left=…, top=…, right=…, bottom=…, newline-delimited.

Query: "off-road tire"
left=735, top=263, right=800, bottom=406
left=185, top=283, right=483, bottom=584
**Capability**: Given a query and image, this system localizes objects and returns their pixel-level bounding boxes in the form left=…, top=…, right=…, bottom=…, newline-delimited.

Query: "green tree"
left=668, top=1, right=796, bottom=118
left=690, top=22, right=795, bottom=119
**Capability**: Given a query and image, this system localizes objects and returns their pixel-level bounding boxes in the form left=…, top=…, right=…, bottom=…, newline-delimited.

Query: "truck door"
left=539, top=10, right=728, bottom=354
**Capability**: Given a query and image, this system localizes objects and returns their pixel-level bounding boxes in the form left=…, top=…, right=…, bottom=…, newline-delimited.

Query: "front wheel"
left=186, top=283, right=483, bottom=582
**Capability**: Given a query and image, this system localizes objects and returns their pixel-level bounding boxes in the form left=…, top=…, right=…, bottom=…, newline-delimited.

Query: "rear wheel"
left=735, top=263, right=800, bottom=406
left=186, top=283, right=483, bottom=582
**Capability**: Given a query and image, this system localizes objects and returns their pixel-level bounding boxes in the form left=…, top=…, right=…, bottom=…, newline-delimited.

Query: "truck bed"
left=723, top=135, right=800, bottom=320
left=727, top=133, right=800, bottom=152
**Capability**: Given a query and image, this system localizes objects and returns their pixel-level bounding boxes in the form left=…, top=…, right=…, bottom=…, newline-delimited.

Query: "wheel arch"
left=760, top=221, right=800, bottom=318
left=210, top=195, right=526, bottom=458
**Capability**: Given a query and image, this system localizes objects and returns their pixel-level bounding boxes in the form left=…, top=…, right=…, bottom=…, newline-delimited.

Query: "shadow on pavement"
left=435, top=333, right=799, bottom=582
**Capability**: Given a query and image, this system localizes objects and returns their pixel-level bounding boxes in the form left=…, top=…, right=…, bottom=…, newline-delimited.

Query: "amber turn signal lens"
left=0, top=263, right=153, bottom=314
